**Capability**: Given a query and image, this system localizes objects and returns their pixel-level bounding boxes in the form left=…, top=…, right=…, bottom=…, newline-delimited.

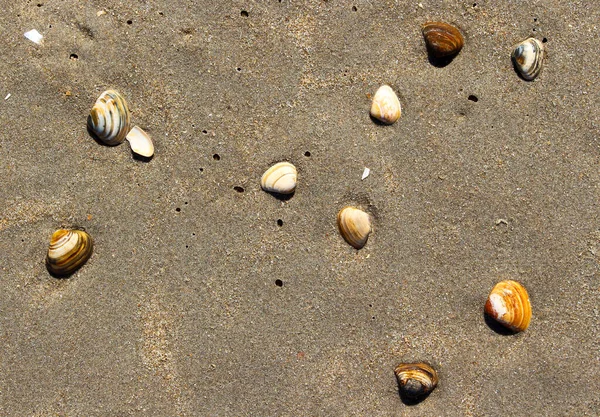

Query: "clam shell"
left=394, top=362, right=438, bottom=400
left=337, top=206, right=371, bottom=249
left=422, top=22, right=464, bottom=59
left=511, top=38, right=544, bottom=81
left=87, top=90, right=131, bottom=145
left=261, top=162, right=297, bottom=195
left=126, top=126, right=154, bottom=158
left=484, top=280, right=531, bottom=332
left=46, top=229, right=93, bottom=276
left=370, top=85, right=401, bottom=125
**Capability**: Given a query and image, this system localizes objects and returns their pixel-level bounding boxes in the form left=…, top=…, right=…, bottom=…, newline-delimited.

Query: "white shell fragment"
left=261, top=162, right=297, bottom=195
left=24, top=29, right=43, bottom=44
left=370, top=85, right=401, bottom=125
left=361, top=168, right=370, bottom=180
left=126, top=126, right=155, bottom=158
left=511, top=38, right=544, bottom=81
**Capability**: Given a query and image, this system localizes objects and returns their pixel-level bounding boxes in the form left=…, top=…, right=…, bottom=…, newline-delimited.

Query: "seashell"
left=337, top=206, right=371, bottom=249
left=87, top=90, right=131, bottom=145
left=126, top=126, right=154, bottom=158
left=394, top=362, right=438, bottom=400
left=422, top=22, right=464, bottom=59
left=370, top=85, right=401, bottom=125
left=484, top=280, right=531, bottom=332
left=46, top=229, right=93, bottom=277
left=261, top=162, right=297, bottom=195
left=511, top=38, right=544, bottom=81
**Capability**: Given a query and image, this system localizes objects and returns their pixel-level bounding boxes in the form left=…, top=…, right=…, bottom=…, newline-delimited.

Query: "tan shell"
left=422, top=22, right=464, bottom=59
left=126, top=126, right=154, bottom=158
left=87, top=90, right=131, bottom=145
left=484, top=280, right=532, bottom=332
left=337, top=206, right=371, bottom=249
left=370, top=85, right=401, bottom=125
left=46, top=229, right=93, bottom=276
left=261, top=162, right=297, bottom=194
left=394, top=362, right=438, bottom=399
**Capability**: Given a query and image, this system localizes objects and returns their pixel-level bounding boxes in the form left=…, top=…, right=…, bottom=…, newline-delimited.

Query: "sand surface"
left=1, top=1, right=599, bottom=415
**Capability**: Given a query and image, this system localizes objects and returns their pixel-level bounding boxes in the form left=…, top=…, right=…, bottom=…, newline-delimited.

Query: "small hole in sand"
left=277, top=219, right=283, bottom=227
left=234, top=186, right=245, bottom=193
left=213, top=154, right=221, bottom=161
left=468, top=95, right=479, bottom=102
left=241, top=10, right=249, bottom=17
left=275, top=279, right=283, bottom=287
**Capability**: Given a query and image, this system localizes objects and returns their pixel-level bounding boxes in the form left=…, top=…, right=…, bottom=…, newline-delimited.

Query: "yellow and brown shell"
left=394, top=362, right=438, bottom=400
left=46, top=229, right=93, bottom=276
left=484, top=280, right=532, bottom=332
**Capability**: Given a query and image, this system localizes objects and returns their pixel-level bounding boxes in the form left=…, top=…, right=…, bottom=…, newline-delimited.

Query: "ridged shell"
left=511, top=38, right=544, bottom=81
left=87, top=90, right=131, bottom=145
left=484, top=280, right=531, bottom=332
left=422, top=22, right=464, bottom=58
left=394, top=362, right=438, bottom=400
left=370, top=85, right=401, bottom=125
left=337, top=206, right=371, bottom=249
left=46, top=229, right=93, bottom=276
left=261, top=162, right=297, bottom=194
left=126, top=126, right=154, bottom=158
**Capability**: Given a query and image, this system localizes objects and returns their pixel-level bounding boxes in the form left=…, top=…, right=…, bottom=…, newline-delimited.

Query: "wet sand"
left=0, top=1, right=599, bottom=415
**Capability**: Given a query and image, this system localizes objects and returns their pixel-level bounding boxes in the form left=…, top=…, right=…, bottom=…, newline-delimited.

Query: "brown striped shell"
left=394, top=362, right=438, bottom=400
left=46, top=229, right=93, bottom=276
left=337, top=206, right=371, bottom=249
left=484, top=280, right=532, bottom=332
left=87, top=90, right=131, bottom=145
left=422, top=22, right=464, bottom=59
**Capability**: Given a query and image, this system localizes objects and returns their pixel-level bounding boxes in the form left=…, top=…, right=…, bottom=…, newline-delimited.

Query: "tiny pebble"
left=4, top=93, right=11, bottom=100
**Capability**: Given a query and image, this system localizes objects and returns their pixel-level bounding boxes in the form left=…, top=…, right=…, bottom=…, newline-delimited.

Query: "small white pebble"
left=24, top=29, right=43, bottom=44
left=4, top=93, right=10, bottom=100
left=97, top=10, right=106, bottom=16
left=361, top=167, right=370, bottom=180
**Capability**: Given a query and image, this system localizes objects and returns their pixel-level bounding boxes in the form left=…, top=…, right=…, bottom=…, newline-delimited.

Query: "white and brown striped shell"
left=87, top=90, right=131, bottom=145
left=337, top=206, right=371, bottom=249
left=261, top=162, right=297, bottom=195
left=46, top=229, right=93, bottom=276
left=511, top=38, right=544, bottom=81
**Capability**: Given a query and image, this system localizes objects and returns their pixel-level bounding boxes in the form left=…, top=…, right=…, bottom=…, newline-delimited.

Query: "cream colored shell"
left=337, top=206, right=371, bottom=249
left=370, top=85, right=401, bottom=125
left=87, top=90, right=131, bottom=145
left=126, top=126, right=154, bottom=158
left=261, top=162, right=297, bottom=194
